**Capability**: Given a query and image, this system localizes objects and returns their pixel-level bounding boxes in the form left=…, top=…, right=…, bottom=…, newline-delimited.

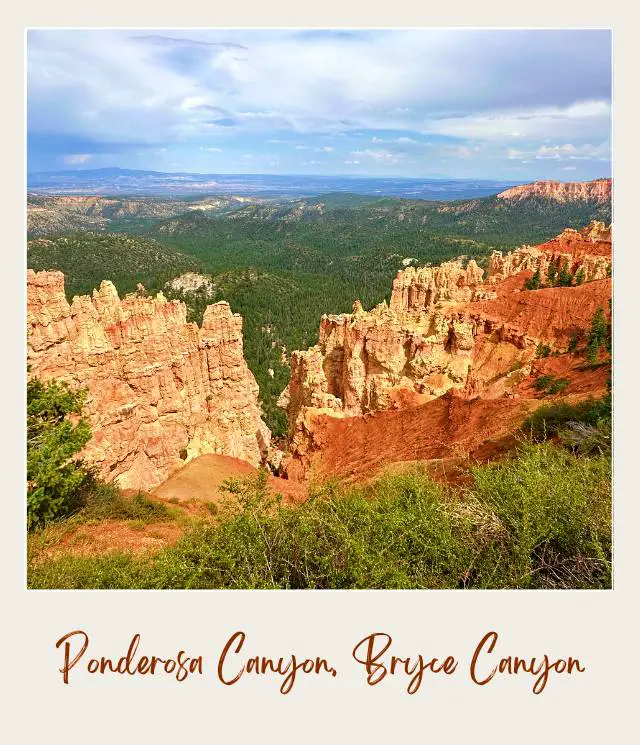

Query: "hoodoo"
left=278, top=223, right=612, bottom=481
left=27, top=270, right=271, bottom=490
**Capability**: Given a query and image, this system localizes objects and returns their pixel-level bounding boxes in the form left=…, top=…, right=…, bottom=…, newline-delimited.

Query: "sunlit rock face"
left=278, top=224, right=612, bottom=479
left=27, top=270, right=271, bottom=490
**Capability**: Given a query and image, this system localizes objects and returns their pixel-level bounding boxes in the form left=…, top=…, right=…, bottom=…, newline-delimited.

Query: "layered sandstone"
left=496, top=178, right=612, bottom=204
left=27, top=270, right=270, bottom=490
left=279, top=224, right=612, bottom=479
left=487, top=221, right=612, bottom=285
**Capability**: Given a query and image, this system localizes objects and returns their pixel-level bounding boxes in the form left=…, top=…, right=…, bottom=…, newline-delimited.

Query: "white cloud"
left=28, top=30, right=611, bottom=148
left=344, top=159, right=360, bottom=164
left=63, top=153, right=92, bottom=164
left=351, top=148, right=405, bottom=164
left=426, top=101, right=611, bottom=144
left=200, top=146, right=223, bottom=152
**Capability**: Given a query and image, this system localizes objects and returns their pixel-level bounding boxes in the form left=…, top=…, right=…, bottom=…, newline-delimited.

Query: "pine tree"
left=586, top=307, right=609, bottom=364
left=557, top=263, right=573, bottom=287
left=525, top=268, right=541, bottom=290
left=27, top=376, right=91, bottom=530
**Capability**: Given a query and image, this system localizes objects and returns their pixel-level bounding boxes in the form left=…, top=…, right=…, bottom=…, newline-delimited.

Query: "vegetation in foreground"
left=27, top=299, right=612, bottom=590
left=28, top=441, right=611, bottom=590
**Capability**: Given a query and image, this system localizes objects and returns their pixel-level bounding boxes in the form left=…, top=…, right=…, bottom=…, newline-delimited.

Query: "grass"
left=28, top=443, right=611, bottom=590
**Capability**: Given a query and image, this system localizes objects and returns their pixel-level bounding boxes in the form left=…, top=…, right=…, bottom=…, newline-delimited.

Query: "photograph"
left=25, top=28, right=612, bottom=590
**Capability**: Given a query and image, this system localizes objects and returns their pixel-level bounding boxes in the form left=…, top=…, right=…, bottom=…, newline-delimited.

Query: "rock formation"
left=496, top=178, right=612, bottom=204
left=278, top=224, right=612, bottom=479
left=487, top=221, right=612, bottom=285
left=27, top=270, right=271, bottom=490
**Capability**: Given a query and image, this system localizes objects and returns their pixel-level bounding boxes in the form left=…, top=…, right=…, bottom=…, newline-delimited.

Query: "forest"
left=27, top=192, right=611, bottom=436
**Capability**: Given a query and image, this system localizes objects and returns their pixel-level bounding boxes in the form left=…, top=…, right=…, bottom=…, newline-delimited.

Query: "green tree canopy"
left=27, top=376, right=91, bottom=530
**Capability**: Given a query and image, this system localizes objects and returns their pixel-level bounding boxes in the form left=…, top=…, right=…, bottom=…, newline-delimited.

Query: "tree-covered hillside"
left=28, top=233, right=203, bottom=298
left=27, top=190, right=612, bottom=437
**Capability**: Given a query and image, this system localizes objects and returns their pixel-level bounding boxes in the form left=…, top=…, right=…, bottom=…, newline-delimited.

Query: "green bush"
left=77, top=478, right=169, bottom=523
left=28, top=445, right=611, bottom=590
left=27, top=377, right=91, bottom=530
left=470, top=444, right=610, bottom=588
left=535, top=343, right=552, bottom=359
left=522, top=395, right=611, bottom=444
left=587, top=307, right=610, bottom=364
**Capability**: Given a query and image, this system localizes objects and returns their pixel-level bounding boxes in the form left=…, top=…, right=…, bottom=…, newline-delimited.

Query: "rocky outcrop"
left=278, top=224, right=612, bottom=479
left=496, top=178, right=612, bottom=204
left=389, top=259, right=490, bottom=312
left=487, top=221, right=612, bottom=285
left=27, top=270, right=271, bottom=490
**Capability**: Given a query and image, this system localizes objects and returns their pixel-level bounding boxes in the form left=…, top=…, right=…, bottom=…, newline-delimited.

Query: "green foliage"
left=557, top=263, right=574, bottom=287
left=587, top=307, right=610, bottom=364
left=575, top=268, right=586, bottom=286
left=27, top=233, right=202, bottom=299
left=522, top=395, right=611, bottom=447
left=525, top=269, right=541, bottom=290
left=27, top=377, right=91, bottom=530
left=533, top=375, right=569, bottom=396
left=547, top=261, right=558, bottom=286
left=470, top=444, right=610, bottom=588
left=567, top=330, right=584, bottom=353
left=76, top=478, right=169, bottom=523
left=534, top=375, right=554, bottom=391
left=535, top=343, right=552, bottom=359
left=28, top=444, right=611, bottom=590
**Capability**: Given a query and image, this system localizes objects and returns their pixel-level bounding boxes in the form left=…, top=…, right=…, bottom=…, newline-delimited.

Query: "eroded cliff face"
left=279, top=223, right=612, bottom=479
left=27, top=270, right=271, bottom=490
left=487, top=222, right=612, bottom=285
left=496, top=178, right=612, bottom=204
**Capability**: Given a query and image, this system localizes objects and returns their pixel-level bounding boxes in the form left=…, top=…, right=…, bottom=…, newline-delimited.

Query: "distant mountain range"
left=27, top=178, right=612, bottom=240
left=27, top=167, right=522, bottom=200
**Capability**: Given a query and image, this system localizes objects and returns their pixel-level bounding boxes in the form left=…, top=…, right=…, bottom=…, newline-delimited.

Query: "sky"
left=27, top=29, right=612, bottom=180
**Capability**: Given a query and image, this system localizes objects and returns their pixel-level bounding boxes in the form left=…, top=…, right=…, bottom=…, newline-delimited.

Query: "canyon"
left=277, top=221, right=611, bottom=482
left=27, top=269, right=270, bottom=490
left=27, top=217, right=611, bottom=497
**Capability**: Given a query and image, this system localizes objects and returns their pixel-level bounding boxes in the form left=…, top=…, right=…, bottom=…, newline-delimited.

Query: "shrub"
left=547, top=377, right=569, bottom=395
left=535, top=343, right=552, bottom=359
left=27, top=377, right=91, bottom=530
left=557, top=264, right=574, bottom=287
left=77, top=478, right=169, bottom=522
left=28, top=445, right=611, bottom=590
left=522, top=395, right=611, bottom=443
left=470, top=444, right=610, bottom=588
left=534, top=374, right=554, bottom=391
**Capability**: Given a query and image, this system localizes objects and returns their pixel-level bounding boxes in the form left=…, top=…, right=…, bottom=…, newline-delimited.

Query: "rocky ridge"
left=496, top=178, right=611, bottom=204
left=27, top=270, right=271, bottom=490
left=278, top=222, right=612, bottom=479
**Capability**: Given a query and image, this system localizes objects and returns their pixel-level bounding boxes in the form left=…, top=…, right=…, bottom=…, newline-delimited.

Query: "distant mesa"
left=497, top=178, right=611, bottom=204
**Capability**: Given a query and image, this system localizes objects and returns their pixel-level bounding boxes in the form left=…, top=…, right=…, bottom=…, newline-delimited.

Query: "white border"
left=4, top=6, right=638, bottom=742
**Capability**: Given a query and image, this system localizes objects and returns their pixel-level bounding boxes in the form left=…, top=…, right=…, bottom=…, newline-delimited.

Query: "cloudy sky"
left=27, top=29, right=612, bottom=179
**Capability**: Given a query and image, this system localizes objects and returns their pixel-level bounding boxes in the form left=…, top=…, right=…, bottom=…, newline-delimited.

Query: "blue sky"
left=27, top=29, right=612, bottom=180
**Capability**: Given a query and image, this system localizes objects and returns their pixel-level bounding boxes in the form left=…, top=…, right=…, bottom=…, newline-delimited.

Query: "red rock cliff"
left=27, top=270, right=271, bottom=490
left=278, top=224, right=611, bottom=479
left=496, top=178, right=611, bottom=204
